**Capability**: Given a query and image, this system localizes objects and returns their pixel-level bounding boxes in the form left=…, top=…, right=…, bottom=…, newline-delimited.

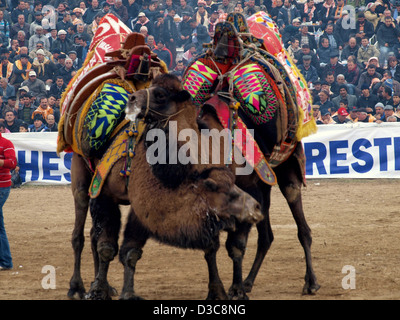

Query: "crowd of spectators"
left=1, top=0, right=400, bottom=133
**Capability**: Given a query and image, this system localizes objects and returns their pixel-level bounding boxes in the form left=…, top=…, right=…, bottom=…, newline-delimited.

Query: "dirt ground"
left=0, top=179, right=399, bottom=301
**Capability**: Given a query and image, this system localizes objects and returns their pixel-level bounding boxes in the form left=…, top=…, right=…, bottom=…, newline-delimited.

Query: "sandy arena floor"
left=0, top=179, right=399, bottom=300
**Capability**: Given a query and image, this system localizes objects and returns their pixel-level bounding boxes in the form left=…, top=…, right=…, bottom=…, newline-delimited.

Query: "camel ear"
left=204, top=178, right=219, bottom=192
left=171, top=90, right=192, bottom=103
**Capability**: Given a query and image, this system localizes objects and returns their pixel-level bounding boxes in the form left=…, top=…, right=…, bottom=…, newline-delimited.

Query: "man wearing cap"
left=133, top=12, right=153, bottom=36
left=29, top=42, right=47, bottom=61
left=316, top=90, right=335, bottom=115
left=178, top=11, right=193, bottom=47
left=28, top=26, right=50, bottom=52
left=30, top=11, right=43, bottom=36
left=28, top=113, right=49, bottom=132
left=298, top=55, right=318, bottom=84
left=332, top=107, right=353, bottom=124
left=21, top=70, right=46, bottom=99
left=32, top=48, right=57, bottom=84
left=355, top=12, right=374, bottom=44
left=321, top=49, right=346, bottom=79
left=10, top=53, right=31, bottom=87
left=153, top=40, right=173, bottom=70
left=374, top=102, right=385, bottom=121
left=51, top=29, right=73, bottom=55
left=356, top=83, right=379, bottom=113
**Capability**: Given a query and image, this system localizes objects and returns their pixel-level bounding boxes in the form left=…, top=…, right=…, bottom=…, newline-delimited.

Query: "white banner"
left=302, top=122, right=400, bottom=179
left=5, top=123, right=400, bottom=185
left=4, top=132, right=71, bottom=185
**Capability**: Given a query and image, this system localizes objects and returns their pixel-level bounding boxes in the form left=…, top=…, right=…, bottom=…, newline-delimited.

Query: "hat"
left=182, top=11, right=191, bottom=16
left=302, top=55, right=312, bottom=60
left=68, top=50, right=77, bottom=55
left=18, top=86, right=29, bottom=92
left=29, top=70, right=36, bottom=76
left=102, top=2, right=110, bottom=7
left=330, top=50, right=339, bottom=58
left=36, top=49, right=45, bottom=55
left=338, top=107, right=349, bottom=116
left=384, top=105, right=394, bottom=110
left=138, top=12, right=146, bottom=17
left=33, top=113, right=44, bottom=122
left=361, top=83, right=370, bottom=90
left=58, top=29, right=67, bottom=35
left=292, top=18, right=301, bottom=23
left=58, top=53, right=67, bottom=59
left=375, top=102, right=384, bottom=109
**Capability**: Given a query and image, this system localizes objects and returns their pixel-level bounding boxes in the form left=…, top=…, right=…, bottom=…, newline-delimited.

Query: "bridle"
left=142, top=88, right=186, bottom=128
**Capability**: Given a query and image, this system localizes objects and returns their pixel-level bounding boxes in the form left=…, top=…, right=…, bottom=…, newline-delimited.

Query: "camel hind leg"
left=241, top=183, right=274, bottom=294
left=68, top=153, right=92, bottom=300
left=119, top=208, right=149, bottom=300
left=274, top=154, right=320, bottom=294
left=85, top=194, right=121, bottom=300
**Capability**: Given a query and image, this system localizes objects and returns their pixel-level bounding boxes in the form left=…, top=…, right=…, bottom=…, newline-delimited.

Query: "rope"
left=142, top=88, right=186, bottom=128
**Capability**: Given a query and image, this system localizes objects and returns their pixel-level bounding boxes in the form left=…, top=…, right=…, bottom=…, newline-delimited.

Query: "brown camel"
left=69, top=74, right=262, bottom=300
left=194, top=101, right=320, bottom=299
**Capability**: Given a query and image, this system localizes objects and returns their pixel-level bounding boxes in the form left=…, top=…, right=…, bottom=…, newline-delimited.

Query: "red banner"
left=61, top=14, right=131, bottom=114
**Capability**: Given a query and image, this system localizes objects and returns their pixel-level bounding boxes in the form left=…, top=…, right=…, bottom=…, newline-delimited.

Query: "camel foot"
left=85, top=281, right=118, bottom=300
left=67, top=283, right=86, bottom=300
left=302, top=282, right=321, bottom=295
left=206, top=284, right=228, bottom=300
left=228, top=284, right=249, bottom=300
left=119, top=292, right=145, bottom=300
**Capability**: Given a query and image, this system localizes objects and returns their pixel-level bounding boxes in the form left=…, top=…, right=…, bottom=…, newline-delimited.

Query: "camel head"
left=193, top=167, right=262, bottom=227
left=125, top=74, right=192, bottom=123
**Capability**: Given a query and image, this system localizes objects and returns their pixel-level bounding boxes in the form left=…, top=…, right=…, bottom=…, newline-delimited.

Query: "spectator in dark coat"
left=298, top=55, right=319, bottom=84
left=51, top=30, right=73, bottom=55
left=82, top=0, right=101, bottom=25
left=294, top=25, right=318, bottom=51
left=355, top=12, right=375, bottom=44
left=341, top=37, right=360, bottom=62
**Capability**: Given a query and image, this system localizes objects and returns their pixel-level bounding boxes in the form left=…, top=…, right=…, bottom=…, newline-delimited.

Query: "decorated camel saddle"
left=56, top=14, right=167, bottom=197
left=182, top=12, right=317, bottom=185
left=57, top=17, right=167, bottom=158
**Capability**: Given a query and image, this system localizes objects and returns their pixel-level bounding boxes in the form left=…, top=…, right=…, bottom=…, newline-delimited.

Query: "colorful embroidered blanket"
left=74, top=79, right=134, bottom=158
left=247, top=11, right=317, bottom=140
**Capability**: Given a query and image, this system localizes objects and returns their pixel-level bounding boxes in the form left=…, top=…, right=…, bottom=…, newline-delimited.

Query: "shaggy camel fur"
left=69, top=74, right=261, bottom=300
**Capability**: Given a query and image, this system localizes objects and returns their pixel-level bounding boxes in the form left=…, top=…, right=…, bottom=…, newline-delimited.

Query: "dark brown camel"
left=195, top=101, right=320, bottom=299
left=69, top=74, right=261, bottom=300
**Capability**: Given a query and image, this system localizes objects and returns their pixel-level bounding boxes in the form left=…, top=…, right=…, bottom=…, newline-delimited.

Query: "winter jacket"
left=0, top=133, right=17, bottom=188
